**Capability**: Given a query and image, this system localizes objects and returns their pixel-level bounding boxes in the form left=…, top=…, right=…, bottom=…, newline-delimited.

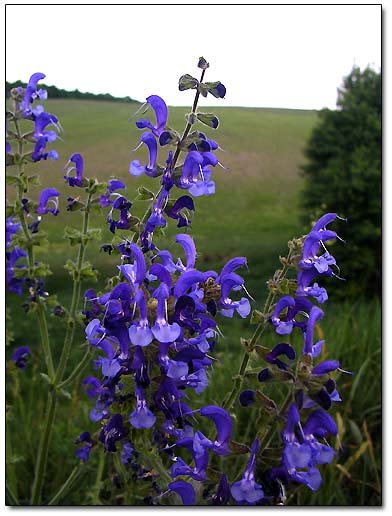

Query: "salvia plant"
left=6, top=57, right=349, bottom=506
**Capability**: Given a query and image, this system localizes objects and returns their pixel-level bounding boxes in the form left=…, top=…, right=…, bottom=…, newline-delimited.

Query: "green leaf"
left=202, top=81, right=226, bottom=99
left=6, top=174, right=21, bottom=186
left=196, top=112, right=219, bottom=129
left=250, top=309, right=264, bottom=325
left=178, top=74, right=199, bottom=91
left=64, top=226, right=82, bottom=246
left=80, top=261, right=99, bottom=281
left=86, top=228, right=102, bottom=241
left=137, top=186, right=155, bottom=201
left=30, top=230, right=49, bottom=248
left=27, top=175, right=41, bottom=186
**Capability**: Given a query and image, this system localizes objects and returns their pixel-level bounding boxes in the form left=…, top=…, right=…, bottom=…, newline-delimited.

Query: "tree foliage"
left=6, top=80, right=136, bottom=103
left=301, top=66, right=381, bottom=298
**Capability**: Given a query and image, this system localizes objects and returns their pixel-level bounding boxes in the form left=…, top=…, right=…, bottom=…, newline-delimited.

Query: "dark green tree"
left=301, top=66, right=381, bottom=298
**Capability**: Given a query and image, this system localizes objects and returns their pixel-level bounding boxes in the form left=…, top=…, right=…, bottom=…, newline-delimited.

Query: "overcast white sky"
left=5, top=4, right=381, bottom=110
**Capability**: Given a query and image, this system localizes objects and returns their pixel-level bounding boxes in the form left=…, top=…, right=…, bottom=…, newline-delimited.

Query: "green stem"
left=57, top=346, right=93, bottom=390
left=257, top=392, right=293, bottom=450
left=131, top=68, right=206, bottom=245
left=47, top=465, right=82, bottom=505
left=6, top=481, right=20, bottom=506
left=6, top=417, right=18, bottom=503
left=13, top=117, right=55, bottom=380
left=30, top=391, right=57, bottom=505
left=222, top=259, right=292, bottom=411
left=36, top=299, right=55, bottom=380
left=54, top=193, right=92, bottom=386
left=90, top=450, right=105, bottom=505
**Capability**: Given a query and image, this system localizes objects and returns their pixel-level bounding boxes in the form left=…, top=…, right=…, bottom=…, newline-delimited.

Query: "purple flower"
left=152, top=283, right=181, bottom=343
left=200, top=405, right=232, bottom=455
left=107, top=196, right=131, bottom=233
left=212, top=474, right=230, bottom=505
left=23, top=72, right=47, bottom=117
left=99, top=179, right=126, bottom=207
left=168, top=480, right=195, bottom=505
left=230, top=439, right=264, bottom=505
left=281, top=404, right=337, bottom=491
left=6, top=217, right=22, bottom=248
left=167, top=196, right=195, bottom=228
left=31, top=136, right=59, bottom=162
left=265, top=343, right=296, bottom=371
left=171, top=431, right=210, bottom=481
left=271, top=296, right=296, bottom=335
left=33, top=111, right=60, bottom=143
left=99, top=414, right=127, bottom=452
left=130, top=386, right=156, bottom=429
left=75, top=431, right=93, bottom=463
left=130, top=132, right=159, bottom=177
left=64, top=153, right=84, bottom=187
left=36, top=188, right=60, bottom=215
left=303, top=306, right=324, bottom=355
left=239, top=390, right=256, bottom=407
left=128, top=289, right=153, bottom=347
left=218, top=273, right=251, bottom=318
left=121, top=441, right=135, bottom=464
left=12, top=346, right=31, bottom=369
left=135, top=95, right=168, bottom=137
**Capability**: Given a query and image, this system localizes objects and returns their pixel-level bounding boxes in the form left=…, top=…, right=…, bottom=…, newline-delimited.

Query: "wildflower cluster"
left=79, top=232, right=251, bottom=501
left=6, top=72, right=62, bottom=301
left=235, top=213, right=346, bottom=499
left=6, top=59, right=349, bottom=507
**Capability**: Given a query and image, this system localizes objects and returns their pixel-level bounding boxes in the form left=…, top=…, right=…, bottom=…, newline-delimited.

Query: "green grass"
left=6, top=99, right=381, bottom=505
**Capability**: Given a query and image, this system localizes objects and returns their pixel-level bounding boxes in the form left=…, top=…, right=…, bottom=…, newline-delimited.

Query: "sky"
left=5, top=3, right=381, bottom=110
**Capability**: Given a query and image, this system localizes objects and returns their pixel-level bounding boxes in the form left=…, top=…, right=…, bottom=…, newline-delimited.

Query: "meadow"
left=6, top=99, right=381, bottom=505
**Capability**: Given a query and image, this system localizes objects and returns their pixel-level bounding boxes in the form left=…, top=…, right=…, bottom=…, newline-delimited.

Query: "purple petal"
left=200, top=405, right=232, bottom=453
left=312, top=360, right=340, bottom=376
left=146, top=95, right=168, bottom=136
left=169, top=480, right=196, bottom=505
left=176, top=234, right=196, bottom=270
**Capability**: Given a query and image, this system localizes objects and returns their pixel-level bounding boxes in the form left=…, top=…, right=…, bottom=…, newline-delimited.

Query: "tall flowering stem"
left=32, top=189, right=95, bottom=504
left=54, top=191, right=93, bottom=385
left=130, top=67, right=206, bottom=245
left=11, top=114, right=55, bottom=379
left=222, top=252, right=293, bottom=411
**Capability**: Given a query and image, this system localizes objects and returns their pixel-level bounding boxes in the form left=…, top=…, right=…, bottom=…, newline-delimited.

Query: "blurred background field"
left=6, top=98, right=381, bottom=505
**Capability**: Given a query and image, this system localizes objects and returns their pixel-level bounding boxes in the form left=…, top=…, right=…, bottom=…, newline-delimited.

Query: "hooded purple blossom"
left=12, top=346, right=31, bottom=369
left=128, top=289, right=153, bottom=347
left=75, top=431, right=93, bottom=463
left=31, top=136, right=59, bottom=162
left=99, top=413, right=127, bottom=452
left=107, top=196, right=131, bottom=233
left=130, top=132, right=159, bottom=177
left=167, top=196, right=195, bottom=227
left=212, top=474, right=230, bottom=505
left=230, top=439, right=264, bottom=505
left=303, top=306, right=324, bottom=355
left=281, top=403, right=337, bottom=491
left=23, top=72, right=47, bottom=117
left=171, top=431, right=210, bottom=481
left=200, top=405, right=232, bottom=455
left=152, top=283, right=181, bottom=343
left=36, top=188, right=60, bottom=215
left=168, top=480, right=196, bottom=505
left=135, top=95, right=168, bottom=137
left=130, top=386, right=156, bottom=429
left=64, top=153, right=84, bottom=187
